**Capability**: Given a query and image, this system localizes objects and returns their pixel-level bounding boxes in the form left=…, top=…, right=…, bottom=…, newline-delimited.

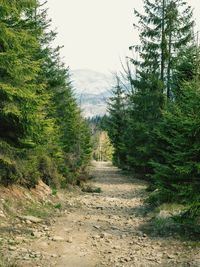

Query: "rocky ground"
left=0, top=161, right=200, bottom=267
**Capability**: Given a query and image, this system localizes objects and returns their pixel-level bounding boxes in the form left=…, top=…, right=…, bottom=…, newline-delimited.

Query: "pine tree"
left=173, top=45, right=198, bottom=99
left=0, top=0, right=41, bottom=146
left=107, top=77, right=127, bottom=167
left=30, top=1, right=92, bottom=185
left=122, top=0, right=194, bottom=173
left=151, top=80, right=200, bottom=206
left=124, top=72, right=163, bottom=173
left=0, top=0, right=45, bottom=186
left=165, top=0, right=194, bottom=98
left=0, top=0, right=92, bottom=187
left=134, top=0, right=194, bottom=97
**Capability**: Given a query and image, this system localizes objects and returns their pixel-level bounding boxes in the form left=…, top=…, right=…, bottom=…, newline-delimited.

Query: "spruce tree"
left=34, top=4, right=92, bottom=185
left=151, top=80, right=200, bottom=206
left=0, top=0, right=45, bottom=186
left=107, top=77, right=127, bottom=167
left=0, top=0, right=41, bottom=146
left=165, top=0, right=194, bottom=98
left=122, top=0, right=194, bottom=173
left=134, top=0, right=194, bottom=97
left=0, top=0, right=92, bottom=187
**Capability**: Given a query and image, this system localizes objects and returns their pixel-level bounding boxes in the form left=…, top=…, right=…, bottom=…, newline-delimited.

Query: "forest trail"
left=10, top=162, right=199, bottom=267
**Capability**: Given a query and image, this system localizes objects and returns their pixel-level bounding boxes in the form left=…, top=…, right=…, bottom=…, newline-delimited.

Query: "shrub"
left=0, top=156, right=19, bottom=185
left=38, top=154, right=61, bottom=187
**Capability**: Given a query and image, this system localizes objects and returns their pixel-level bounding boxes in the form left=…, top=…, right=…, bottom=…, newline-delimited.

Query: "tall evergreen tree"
left=0, top=0, right=46, bottom=186
left=151, top=79, right=200, bottom=208
left=134, top=0, right=194, bottom=97
left=33, top=3, right=92, bottom=185
left=0, top=0, right=92, bottom=187
left=0, top=0, right=41, bottom=146
left=165, top=0, right=194, bottom=98
left=107, top=77, right=127, bottom=167
left=121, top=0, right=194, bottom=173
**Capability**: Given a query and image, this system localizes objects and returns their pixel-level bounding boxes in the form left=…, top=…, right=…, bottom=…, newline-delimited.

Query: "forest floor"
left=0, top=161, right=200, bottom=267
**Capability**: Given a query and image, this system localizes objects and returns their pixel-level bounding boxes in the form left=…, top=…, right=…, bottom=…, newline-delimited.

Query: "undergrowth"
left=24, top=202, right=55, bottom=219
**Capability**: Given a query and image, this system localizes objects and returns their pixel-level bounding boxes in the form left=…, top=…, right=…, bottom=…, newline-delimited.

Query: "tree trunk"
left=167, top=29, right=172, bottom=99
left=161, top=0, right=166, bottom=85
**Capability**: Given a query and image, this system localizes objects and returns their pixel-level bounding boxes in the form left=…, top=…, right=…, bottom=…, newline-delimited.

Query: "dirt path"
left=4, top=161, right=200, bottom=267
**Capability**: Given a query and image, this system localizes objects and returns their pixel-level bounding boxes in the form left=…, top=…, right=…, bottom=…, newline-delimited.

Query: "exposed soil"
left=0, top=162, right=200, bottom=267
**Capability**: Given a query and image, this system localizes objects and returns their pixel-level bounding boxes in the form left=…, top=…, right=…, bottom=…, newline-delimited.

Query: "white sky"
left=47, top=0, right=200, bottom=74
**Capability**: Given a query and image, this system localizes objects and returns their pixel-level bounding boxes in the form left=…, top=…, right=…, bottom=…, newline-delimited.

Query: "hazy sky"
left=47, top=0, right=200, bottom=74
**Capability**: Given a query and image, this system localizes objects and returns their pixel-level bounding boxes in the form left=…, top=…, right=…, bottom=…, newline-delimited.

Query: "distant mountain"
left=71, top=69, right=114, bottom=117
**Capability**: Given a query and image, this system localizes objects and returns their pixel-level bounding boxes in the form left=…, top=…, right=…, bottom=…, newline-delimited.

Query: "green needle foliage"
left=0, top=0, right=92, bottom=187
left=107, top=77, right=127, bottom=167
left=151, top=81, right=200, bottom=205
left=107, top=0, right=199, bottom=218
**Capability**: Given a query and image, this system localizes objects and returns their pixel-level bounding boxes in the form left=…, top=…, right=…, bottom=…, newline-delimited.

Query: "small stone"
left=93, top=225, right=101, bottom=229
left=31, top=231, right=42, bottom=238
left=92, top=234, right=101, bottom=239
left=9, top=246, right=17, bottom=251
left=19, top=216, right=42, bottom=223
left=100, top=232, right=113, bottom=239
left=79, top=251, right=87, bottom=257
left=96, top=206, right=104, bottom=210
left=20, top=248, right=28, bottom=253
left=112, top=245, right=120, bottom=250
left=111, top=226, right=119, bottom=230
left=23, top=254, right=30, bottom=260
left=120, top=234, right=126, bottom=239
left=167, top=254, right=175, bottom=259
left=64, top=228, right=72, bottom=232
left=52, top=236, right=64, bottom=242
left=43, top=226, right=50, bottom=231
left=105, top=239, right=112, bottom=243
left=15, top=236, right=25, bottom=242
left=66, top=236, right=73, bottom=243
